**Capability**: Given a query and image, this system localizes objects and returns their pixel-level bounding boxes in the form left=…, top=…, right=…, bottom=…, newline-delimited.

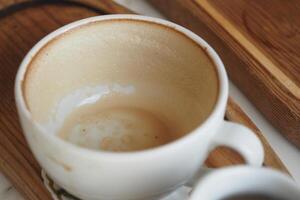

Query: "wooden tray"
left=0, top=0, right=289, bottom=199
left=149, top=0, right=300, bottom=147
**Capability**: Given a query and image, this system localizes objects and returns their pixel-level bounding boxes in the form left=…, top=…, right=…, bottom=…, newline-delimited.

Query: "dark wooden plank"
left=209, top=0, right=300, bottom=86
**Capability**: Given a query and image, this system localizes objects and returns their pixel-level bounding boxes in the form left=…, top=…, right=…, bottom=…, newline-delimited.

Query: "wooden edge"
left=226, top=97, right=290, bottom=175
left=72, top=0, right=134, bottom=14
left=0, top=0, right=134, bottom=16
left=196, top=0, right=299, bottom=98
left=0, top=0, right=27, bottom=10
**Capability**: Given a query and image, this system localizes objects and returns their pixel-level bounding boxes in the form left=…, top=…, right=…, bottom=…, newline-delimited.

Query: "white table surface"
left=1, top=0, right=299, bottom=199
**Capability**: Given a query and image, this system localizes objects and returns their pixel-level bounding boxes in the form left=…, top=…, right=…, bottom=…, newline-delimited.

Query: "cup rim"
left=190, top=166, right=300, bottom=199
left=15, top=14, right=228, bottom=158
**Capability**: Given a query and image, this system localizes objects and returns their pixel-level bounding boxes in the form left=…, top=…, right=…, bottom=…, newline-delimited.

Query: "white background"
left=0, top=0, right=299, bottom=199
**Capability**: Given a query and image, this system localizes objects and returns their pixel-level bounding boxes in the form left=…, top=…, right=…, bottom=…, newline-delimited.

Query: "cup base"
left=41, top=170, right=191, bottom=200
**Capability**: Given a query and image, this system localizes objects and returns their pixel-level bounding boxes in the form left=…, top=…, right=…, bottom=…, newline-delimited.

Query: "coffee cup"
left=15, top=15, right=264, bottom=200
left=189, top=166, right=300, bottom=200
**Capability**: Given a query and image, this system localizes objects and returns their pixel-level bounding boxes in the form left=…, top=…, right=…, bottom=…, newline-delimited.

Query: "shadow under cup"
left=22, top=18, right=219, bottom=152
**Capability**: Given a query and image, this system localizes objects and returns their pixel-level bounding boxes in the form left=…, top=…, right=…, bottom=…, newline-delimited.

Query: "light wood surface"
left=149, top=0, right=300, bottom=147
left=0, top=0, right=290, bottom=199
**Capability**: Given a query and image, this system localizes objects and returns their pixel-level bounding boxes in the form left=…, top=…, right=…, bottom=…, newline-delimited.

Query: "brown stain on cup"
left=48, top=155, right=72, bottom=172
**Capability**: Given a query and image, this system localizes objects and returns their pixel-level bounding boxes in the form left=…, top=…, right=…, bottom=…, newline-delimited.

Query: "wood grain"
left=208, top=0, right=300, bottom=87
left=72, top=0, right=133, bottom=14
left=149, top=0, right=300, bottom=147
left=0, top=0, right=290, bottom=199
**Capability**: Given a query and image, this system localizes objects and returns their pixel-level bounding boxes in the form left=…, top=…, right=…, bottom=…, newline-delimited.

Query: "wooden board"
left=149, top=0, right=300, bottom=147
left=0, top=0, right=289, bottom=199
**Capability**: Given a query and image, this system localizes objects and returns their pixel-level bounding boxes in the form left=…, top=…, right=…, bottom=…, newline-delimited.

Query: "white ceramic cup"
left=15, top=15, right=264, bottom=200
left=190, top=166, right=300, bottom=200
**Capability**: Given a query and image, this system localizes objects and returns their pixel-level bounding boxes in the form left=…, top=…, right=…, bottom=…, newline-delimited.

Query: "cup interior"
left=22, top=18, right=219, bottom=150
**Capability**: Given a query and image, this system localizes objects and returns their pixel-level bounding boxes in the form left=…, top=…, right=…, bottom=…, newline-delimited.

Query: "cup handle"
left=212, top=121, right=264, bottom=166
left=186, top=121, right=264, bottom=187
